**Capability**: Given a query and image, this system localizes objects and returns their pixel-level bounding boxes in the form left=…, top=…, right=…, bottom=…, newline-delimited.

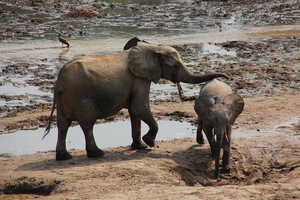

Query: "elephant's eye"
left=164, top=56, right=175, bottom=65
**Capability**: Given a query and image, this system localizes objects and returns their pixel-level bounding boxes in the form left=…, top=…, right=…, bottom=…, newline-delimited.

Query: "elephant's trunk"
left=177, top=65, right=228, bottom=84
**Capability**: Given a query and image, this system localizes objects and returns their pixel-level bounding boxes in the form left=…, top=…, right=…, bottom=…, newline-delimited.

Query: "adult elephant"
left=44, top=42, right=228, bottom=160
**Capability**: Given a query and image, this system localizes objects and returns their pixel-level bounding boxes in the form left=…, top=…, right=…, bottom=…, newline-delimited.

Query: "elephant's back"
left=56, top=54, right=131, bottom=90
left=194, top=79, right=232, bottom=115
left=60, top=54, right=128, bottom=78
left=54, top=54, right=133, bottom=119
left=200, top=79, right=232, bottom=97
left=55, top=54, right=132, bottom=99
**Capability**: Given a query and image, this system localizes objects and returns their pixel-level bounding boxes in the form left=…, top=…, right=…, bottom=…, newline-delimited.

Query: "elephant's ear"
left=128, top=44, right=161, bottom=83
left=224, top=94, right=244, bottom=124
left=194, top=94, right=212, bottom=117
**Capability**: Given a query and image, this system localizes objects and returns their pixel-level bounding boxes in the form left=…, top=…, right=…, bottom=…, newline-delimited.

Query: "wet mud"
left=2, top=176, right=60, bottom=195
left=0, top=1, right=300, bottom=199
left=1, top=0, right=300, bottom=41
left=1, top=35, right=300, bottom=133
left=0, top=131, right=299, bottom=199
left=173, top=36, right=300, bottom=97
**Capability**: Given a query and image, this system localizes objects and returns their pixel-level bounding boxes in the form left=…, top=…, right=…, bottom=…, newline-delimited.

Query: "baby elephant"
left=194, top=79, right=244, bottom=179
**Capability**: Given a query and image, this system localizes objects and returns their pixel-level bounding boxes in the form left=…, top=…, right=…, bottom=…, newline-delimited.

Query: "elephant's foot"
left=211, top=149, right=216, bottom=158
left=131, top=141, right=147, bottom=149
left=87, top=149, right=105, bottom=158
left=142, top=135, right=155, bottom=147
left=56, top=151, right=72, bottom=161
left=215, top=171, right=220, bottom=180
left=220, top=167, right=230, bottom=174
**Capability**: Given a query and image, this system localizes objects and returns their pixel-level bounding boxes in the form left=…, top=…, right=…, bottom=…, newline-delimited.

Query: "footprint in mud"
left=169, top=144, right=277, bottom=186
left=1, top=176, right=61, bottom=196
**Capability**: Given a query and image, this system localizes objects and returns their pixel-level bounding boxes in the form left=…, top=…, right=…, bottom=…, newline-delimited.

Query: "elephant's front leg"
left=129, top=114, right=147, bottom=149
left=130, top=81, right=158, bottom=147
left=141, top=111, right=158, bottom=147
left=222, top=125, right=232, bottom=173
left=204, top=126, right=216, bottom=157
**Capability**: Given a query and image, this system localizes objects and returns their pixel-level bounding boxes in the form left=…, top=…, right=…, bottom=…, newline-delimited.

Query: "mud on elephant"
left=45, top=41, right=229, bottom=161
left=194, top=79, right=244, bottom=179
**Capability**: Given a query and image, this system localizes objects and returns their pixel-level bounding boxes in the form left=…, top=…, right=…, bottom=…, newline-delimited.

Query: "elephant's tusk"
left=176, top=82, right=184, bottom=101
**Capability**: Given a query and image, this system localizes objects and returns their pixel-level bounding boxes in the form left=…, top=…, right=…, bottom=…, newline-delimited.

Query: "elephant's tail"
left=43, top=90, right=57, bottom=139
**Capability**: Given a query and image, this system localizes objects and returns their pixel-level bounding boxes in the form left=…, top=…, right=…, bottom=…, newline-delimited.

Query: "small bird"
left=58, top=33, right=70, bottom=48
left=123, top=36, right=149, bottom=50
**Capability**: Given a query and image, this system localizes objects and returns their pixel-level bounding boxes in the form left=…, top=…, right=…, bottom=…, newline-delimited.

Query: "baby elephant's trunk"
left=214, top=111, right=229, bottom=179
left=214, top=126, right=224, bottom=179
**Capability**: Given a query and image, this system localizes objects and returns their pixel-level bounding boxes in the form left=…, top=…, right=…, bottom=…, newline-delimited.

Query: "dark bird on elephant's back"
left=58, top=33, right=70, bottom=48
left=123, top=37, right=149, bottom=50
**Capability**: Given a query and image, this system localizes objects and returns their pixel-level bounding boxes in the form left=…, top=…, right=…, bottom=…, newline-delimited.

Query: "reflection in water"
left=59, top=48, right=70, bottom=57
left=202, top=43, right=236, bottom=56
left=58, top=48, right=70, bottom=62
left=2, top=24, right=299, bottom=63
left=0, top=120, right=195, bottom=156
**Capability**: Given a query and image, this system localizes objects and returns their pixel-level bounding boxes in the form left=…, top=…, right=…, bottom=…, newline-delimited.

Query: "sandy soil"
left=1, top=0, right=300, bottom=199
left=0, top=93, right=300, bottom=200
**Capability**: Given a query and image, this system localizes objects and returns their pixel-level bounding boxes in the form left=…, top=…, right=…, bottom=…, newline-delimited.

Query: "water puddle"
left=0, top=120, right=195, bottom=156
left=0, top=36, right=237, bottom=107
left=0, top=39, right=125, bottom=62
left=1, top=24, right=300, bottom=110
left=233, top=117, right=300, bottom=146
left=202, top=43, right=236, bottom=56
left=0, top=78, right=50, bottom=97
left=1, top=24, right=299, bottom=62
left=1, top=116, right=299, bottom=157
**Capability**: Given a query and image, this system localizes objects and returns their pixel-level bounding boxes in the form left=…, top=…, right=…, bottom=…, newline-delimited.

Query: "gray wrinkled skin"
left=194, top=79, right=244, bottom=179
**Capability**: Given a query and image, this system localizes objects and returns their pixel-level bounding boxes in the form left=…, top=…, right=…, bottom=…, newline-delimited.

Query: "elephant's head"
left=128, top=43, right=228, bottom=84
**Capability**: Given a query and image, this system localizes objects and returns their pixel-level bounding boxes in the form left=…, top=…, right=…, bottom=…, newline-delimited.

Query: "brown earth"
left=0, top=93, right=300, bottom=200
left=1, top=0, right=300, bottom=199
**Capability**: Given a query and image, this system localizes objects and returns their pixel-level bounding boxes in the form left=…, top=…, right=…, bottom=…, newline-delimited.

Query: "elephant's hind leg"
left=76, top=99, right=104, bottom=158
left=196, top=118, right=205, bottom=144
left=80, top=123, right=104, bottom=158
left=56, top=113, right=72, bottom=161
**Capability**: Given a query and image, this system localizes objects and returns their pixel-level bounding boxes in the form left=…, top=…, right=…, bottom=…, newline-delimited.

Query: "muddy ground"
left=0, top=0, right=300, bottom=199
left=0, top=0, right=300, bottom=41
left=0, top=95, right=300, bottom=199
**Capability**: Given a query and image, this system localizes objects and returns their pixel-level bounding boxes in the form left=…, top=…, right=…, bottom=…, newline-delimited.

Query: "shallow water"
left=0, top=120, right=195, bottom=156
left=1, top=24, right=299, bottom=62
left=0, top=0, right=243, bottom=42
left=1, top=116, right=299, bottom=156
left=1, top=24, right=300, bottom=113
left=0, top=31, right=242, bottom=107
